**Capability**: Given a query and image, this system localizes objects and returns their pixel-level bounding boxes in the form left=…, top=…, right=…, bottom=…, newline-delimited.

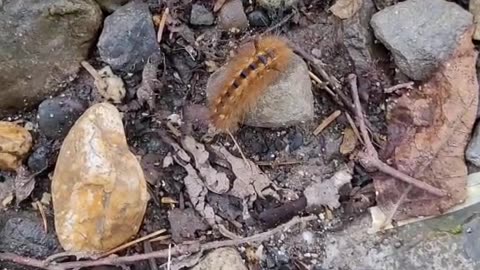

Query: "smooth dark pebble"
left=37, top=96, right=86, bottom=140
left=288, top=131, right=304, bottom=151
left=27, top=144, right=53, bottom=172
left=248, top=10, right=270, bottom=27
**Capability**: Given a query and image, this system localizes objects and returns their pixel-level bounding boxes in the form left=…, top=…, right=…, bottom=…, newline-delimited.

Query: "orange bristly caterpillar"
left=209, top=36, right=294, bottom=131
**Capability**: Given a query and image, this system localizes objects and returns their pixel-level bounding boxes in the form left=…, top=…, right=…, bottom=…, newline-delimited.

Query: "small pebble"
left=467, top=227, right=473, bottom=233
left=248, top=10, right=270, bottom=27
left=394, top=241, right=402, bottom=248
left=190, top=4, right=214, bottom=25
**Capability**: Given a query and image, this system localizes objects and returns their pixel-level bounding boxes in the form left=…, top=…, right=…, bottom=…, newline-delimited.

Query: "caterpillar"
left=208, top=35, right=294, bottom=131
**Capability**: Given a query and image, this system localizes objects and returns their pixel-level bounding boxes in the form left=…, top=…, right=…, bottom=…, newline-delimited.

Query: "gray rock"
left=0, top=0, right=102, bottom=115
left=190, top=4, right=214, bottom=26
left=37, top=96, right=87, bottom=140
left=206, top=54, right=313, bottom=128
left=248, top=10, right=271, bottom=27
left=95, top=0, right=129, bottom=12
left=191, top=247, right=248, bottom=270
left=218, top=0, right=249, bottom=30
left=257, top=0, right=298, bottom=10
left=466, top=122, right=480, bottom=166
left=370, top=0, right=473, bottom=81
left=343, top=0, right=382, bottom=74
left=98, top=2, right=160, bottom=72
left=244, top=54, right=314, bottom=128
left=0, top=217, right=59, bottom=259
left=28, top=144, right=55, bottom=173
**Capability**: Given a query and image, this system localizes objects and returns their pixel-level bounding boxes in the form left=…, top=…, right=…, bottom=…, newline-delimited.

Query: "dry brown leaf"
left=182, top=136, right=230, bottom=194
left=375, top=30, right=478, bottom=220
left=14, top=165, right=36, bottom=204
left=0, top=173, right=14, bottom=208
left=340, top=127, right=358, bottom=155
left=330, top=0, right=363, bottom=19
left=136, top=52, right=162, bottom=110
left=211, top=145, right=278, bottom=203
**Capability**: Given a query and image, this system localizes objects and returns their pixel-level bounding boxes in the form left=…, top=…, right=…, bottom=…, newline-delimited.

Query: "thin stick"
left=345, top=112, right=364, bottom=145
left=143, top=241, right=159, bottom=270
left=157, top=7, right=169, bottom=43
left=348, top=74, right=446, bottom=197
left=0, top=253, right=52, bottom=269
left=227, top=130, right=250, bottom=168
left=313, top=110, right=341, bottom=136
left=384, top=82, right=414, bottom=94
left=21, top=215, right=315, bottom=269
left=35, top=201, right=48, bottom=233
left=308, top=71, right=336, bottom=97
left=102, top=229, right=167, bottom=257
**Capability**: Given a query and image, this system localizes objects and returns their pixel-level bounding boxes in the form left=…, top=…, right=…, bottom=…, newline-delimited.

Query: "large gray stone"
left=0, top=0, right=102, bottom=115
left=371, top=0, right=473, bottom=81
left=97, top=2, right=160, bottom=72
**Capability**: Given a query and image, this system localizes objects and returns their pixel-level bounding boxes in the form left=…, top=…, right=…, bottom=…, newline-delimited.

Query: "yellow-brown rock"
left=52, top=103, right=149, bottom=252
left=0, top=121, right=32, bottom=171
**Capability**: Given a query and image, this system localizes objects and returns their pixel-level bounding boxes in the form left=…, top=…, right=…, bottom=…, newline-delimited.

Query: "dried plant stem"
left=157, top=7, right=169, bottom=43
left=313, top=110, right=341, bottom=136
left=384, top=82, right=414, bottom=94
left=0, top=215, right=316, bottom=270
left=348, top=74, right=446, bottom=197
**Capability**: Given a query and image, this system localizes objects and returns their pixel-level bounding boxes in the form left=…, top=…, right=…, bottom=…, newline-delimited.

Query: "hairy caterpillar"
left=208, top=36, right=294, bottom=131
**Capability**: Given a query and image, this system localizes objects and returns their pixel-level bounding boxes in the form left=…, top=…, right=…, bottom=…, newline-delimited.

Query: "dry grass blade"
left=313, top=110, right=341, bottom=136
left=35, top=201, right=48, bottom=232
left=101, top=229, right=167, bottom=257
left=157, top=7, right=170, bottom=43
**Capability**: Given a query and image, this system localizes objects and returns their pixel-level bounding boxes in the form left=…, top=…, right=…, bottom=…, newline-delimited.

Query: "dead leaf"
left=178, top=162, right=216, bottom=226
left=304, top=169, right=352, bottom=209
left=181, top=136, right=230, bottom=194
left=211, top=145, right=278, bottom=203
left=14, top=165, right=36, bottom=204
left=0, top=172, right=14, bottom=208
left=168, top=208, right=209, bottom=242
left=330, top=0, right=363, bottom=19
left=375, top=30, right=478, bottom=220
left=340, top=127, right=358, bottom=155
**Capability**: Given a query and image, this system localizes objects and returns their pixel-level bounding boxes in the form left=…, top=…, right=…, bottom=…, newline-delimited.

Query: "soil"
left=3, top=0, right=470, bottom=269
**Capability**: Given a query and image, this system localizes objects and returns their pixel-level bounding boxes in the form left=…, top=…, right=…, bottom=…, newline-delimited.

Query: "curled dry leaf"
left=340, top=127, right=358, bottom=155
left=181, top=136, right=230, bottom=194
left=0, top=173, right=14, bottom=208
left=14, top=165, right=36, bottom=204
left=375, top=30, right=479, bottom=220
left=211, top=145, right=278, bottom=203
left=330, top=0, right=363, bottom=19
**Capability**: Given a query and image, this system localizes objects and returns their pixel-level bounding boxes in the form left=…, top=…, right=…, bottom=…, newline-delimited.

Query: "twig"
left=102, top=229, right=167, bottom=257
left=384, top=82, right=414, bottom=94
left=157, top=7, right=169, bottom=43
left=35, top=201, right=48, bottom=233
left=348, top=74, right=446, bottom=197
left=0, top=215, right=316, bottom=270
left=227, top=130, right=250, bottom=169
left=345, top=112, right=364, bottom=145
left=143, top=241, right=159, bottom=270
left=308, top=71, right=336, bottom=97
left=313, top=110, right=341, bottom=136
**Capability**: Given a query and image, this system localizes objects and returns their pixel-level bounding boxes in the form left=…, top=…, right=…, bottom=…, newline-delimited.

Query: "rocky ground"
left=1, top=0, right=480, bottom=269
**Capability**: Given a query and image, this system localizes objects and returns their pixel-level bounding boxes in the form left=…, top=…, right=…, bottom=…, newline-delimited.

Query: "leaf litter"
left=373, top=30, right=479, bottom=221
